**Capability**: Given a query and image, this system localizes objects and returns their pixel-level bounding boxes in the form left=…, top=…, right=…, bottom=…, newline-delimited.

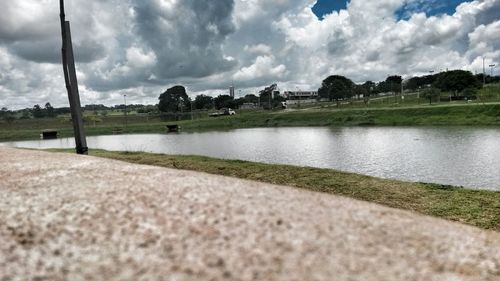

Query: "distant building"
left=283, top=91, right=318, bottom=105
left=229, top=85, right=235, bottom=98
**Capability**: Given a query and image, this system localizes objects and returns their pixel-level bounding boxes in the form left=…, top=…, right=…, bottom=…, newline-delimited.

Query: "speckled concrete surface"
left=0, top=147, right=499, bottom=281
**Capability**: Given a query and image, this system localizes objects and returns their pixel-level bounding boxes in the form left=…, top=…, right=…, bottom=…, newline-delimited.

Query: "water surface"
left=5, top=127, right=500, bottom=190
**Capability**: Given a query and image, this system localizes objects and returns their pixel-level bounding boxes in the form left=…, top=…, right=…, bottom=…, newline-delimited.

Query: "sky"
left=0, top=0, right=499, bottom=109
left=312, top=0, right=472, bottom=20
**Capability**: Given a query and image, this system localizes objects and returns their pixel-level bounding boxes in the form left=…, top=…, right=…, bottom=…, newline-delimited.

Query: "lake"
left=4, top=127, right=500, bottom=190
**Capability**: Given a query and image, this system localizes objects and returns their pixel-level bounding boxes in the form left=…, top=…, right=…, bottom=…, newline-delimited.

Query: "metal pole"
left=269, top=91, right=271, bottom=110
left=60, top=0, right=88, bottom=155
left=401, top=78, right=404, bottom=103
left=190, top=98, right=193, bottom=120
left=124, top=94, right=128, bottom=131
left=483, top=57, right=486, bottom=87
left=391, top=81, right=395, bottom=103
left=296, top=87, right=301, bottom=108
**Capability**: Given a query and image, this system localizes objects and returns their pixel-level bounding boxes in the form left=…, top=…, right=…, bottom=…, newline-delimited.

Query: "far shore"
left=1, top=103, right=499, bottom=142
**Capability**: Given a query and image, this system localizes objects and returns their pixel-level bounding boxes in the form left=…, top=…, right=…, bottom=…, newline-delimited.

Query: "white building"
left=229, top=86, right=235, bottom=98
left=283, top=91, right=319, bottom=105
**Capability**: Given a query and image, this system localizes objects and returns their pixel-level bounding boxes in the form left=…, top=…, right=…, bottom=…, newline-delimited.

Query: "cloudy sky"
left=0, top=0, right=499, bottom=109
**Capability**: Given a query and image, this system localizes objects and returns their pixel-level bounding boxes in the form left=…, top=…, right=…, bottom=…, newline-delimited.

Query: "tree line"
left=157, top=84, right=286, bottom=114
left=2, top=69, right=498, bottom=122
left=318, top=70, right=495, bottom=104
left=1, top=103, right=64, bottom=121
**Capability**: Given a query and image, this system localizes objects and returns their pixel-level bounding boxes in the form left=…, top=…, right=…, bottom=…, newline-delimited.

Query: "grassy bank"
left=2, top=103, right=500, bottom=142
left=180, top=103, right=500, bottom=131
left=61, top=149, right=500, bottom=231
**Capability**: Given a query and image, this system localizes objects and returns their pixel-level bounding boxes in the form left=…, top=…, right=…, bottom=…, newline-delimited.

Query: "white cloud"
left=233, top=55, right=287, bottom=81
left=468, top=20, right=500, bottom=56
left=0, top=0, right=499, bottom=109
left=126, top=47, right=157, bottom=68
left=244, top=44, right=272, bottom=55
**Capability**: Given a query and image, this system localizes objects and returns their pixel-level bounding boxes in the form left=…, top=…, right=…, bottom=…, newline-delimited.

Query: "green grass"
left=55, top=149, right=500, bottom=232
left=2, top=103, right=500, bottom=142
left=480, top=83, right=500, bottom=102
left=179, top=103, right=500, bottom=130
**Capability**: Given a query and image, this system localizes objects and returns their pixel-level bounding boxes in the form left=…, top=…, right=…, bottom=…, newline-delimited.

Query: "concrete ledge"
left=0, top=147, right=499, bottom=280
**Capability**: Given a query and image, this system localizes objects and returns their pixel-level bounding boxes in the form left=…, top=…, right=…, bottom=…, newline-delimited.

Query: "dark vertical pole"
left=124, top=94, right=128, bottom=131
left=65, top=22, right=88, bottom=154
left=60, top=0, right=88, bottom=155
left=483, top=57, right=486, bottom=87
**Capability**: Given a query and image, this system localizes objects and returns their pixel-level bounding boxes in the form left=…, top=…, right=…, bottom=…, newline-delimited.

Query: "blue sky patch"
left=395, top=0, right=470, bottom=20
left=312, top=0, right=348, bottom=19
left=312, top=0, right=472, bottom=20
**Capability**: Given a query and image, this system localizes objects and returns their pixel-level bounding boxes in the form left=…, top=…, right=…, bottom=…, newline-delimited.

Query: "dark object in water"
left=41, top=130, right=58, bottom=140
left=166, top=125, right=180, bottom=133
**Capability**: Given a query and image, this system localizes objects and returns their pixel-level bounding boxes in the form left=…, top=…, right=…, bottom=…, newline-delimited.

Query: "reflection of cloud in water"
left=5, top=127, right=500, bottom=190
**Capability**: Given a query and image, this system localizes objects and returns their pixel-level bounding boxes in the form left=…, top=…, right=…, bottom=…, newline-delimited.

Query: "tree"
left=20, top=110, right=31, bottom=119
left=194, top=95, right=214, bottom=110
left=214, top=95, right=235, bottom=110
left=272, top=94, right=286, bottom=108
left=318, top=75, right=355, bottom=104
left=0, top=107, right=7, bottom=118
left=137, top=105, right=158, bottom=114
left=1, top=108, right=15, bottom=124
left=386, top=75, right=402, bottom=94
left=405, top=74, right=438, bottom=91
left=3, top=114, right=15, bottom=124
left=375, top=81, right=390, bottom=94
left=233, top=97, right=246, bottom=109
left=243, top=94, right=259, bottom=104
left=54, top=107, right=71, bottom=115
left=45, top=102, right=55, bottom=118
left=475, top=74, right=500, bottom=85
left=462, top=87, right=478, bottom=99
left=259, top=84, right=278, bottom=109
left=158, top=85, right=190, bottom=114
left=259, top=84, right=278, bottom=97
left=434, top=70, right=481, bottom=95
left=32, top=104, right=45, bottom=118
left=361, top=81, right=376, bottom=95
left=354, top=85, right=368, bottom=99
left=421, top=88, right=440, bottom=105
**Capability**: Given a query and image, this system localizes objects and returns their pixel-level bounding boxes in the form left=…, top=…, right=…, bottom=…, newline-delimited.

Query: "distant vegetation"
left=1, top=70, right=499, bottom=142
left=1, top=103, right=499, bottom=142
left=318, top=70, right=490, bottom=104
left=0, top=70, right=500, bottom=123
left=1, top=70, right=498, bottom=123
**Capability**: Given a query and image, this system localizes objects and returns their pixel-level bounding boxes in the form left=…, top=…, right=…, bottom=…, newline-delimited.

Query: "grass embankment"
left=63, top=149, right=500, bottom=231
left=2, top=103, right=500, bottom=142
left=180, top=103, right=500, bottom=131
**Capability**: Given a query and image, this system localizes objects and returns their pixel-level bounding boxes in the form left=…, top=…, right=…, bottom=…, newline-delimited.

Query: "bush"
left=3, top=114, right=16, bottom=124
left=421, top=88, right=441, bottom=104
left=462, top=87, right=478, bottom=98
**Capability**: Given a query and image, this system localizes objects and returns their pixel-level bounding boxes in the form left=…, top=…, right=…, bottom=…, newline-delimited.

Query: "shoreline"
left=1, top=103, right=500, bottom=142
